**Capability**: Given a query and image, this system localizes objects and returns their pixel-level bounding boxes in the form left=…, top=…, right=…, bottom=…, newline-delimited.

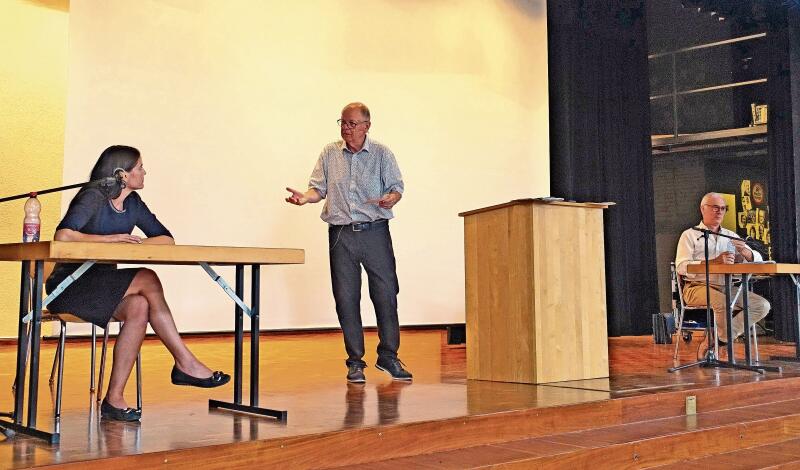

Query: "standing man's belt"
left=331, top=219, right=388, bottom=232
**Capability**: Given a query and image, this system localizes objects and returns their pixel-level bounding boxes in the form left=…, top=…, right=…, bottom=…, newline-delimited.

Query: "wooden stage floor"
left=2, top=330, right=800, bottom=468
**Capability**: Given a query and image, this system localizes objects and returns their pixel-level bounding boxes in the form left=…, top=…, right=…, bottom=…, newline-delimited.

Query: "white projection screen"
left=60, top=0, right=550, bottom=334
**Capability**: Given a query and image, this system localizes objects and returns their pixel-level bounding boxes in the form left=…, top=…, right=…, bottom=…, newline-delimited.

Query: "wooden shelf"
left=652, top=125, right=767, bottom=154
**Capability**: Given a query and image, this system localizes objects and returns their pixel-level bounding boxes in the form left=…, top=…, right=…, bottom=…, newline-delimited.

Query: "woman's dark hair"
left=87, top=145, right=141, bottom=199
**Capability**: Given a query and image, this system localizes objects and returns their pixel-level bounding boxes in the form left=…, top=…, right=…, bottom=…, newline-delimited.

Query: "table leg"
left=771, top=274, right=800, bottom=363
left=738, top=273, right=781, bottom=372
left=796, top=277, right=800, bottom=358
left=14, top=261, right=30, bottom=422
left=234, top=264, right=243, bottom=404
left=27, top=261, right=43, bottom=428
left=742, top=274, right=752, bottom=364
left=250, top=265, right=259, bottom=408
left=209, top=264, right=286, bottom=422
left=0, top=260, right=59, bottom=444
left=725, top=275, right=735, bottom=363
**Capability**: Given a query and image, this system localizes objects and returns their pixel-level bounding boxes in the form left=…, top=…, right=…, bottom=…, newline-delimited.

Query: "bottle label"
left=23, top=223, right=40, bottom=243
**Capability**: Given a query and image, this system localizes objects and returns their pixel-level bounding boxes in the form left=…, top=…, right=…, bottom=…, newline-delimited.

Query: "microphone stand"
left=669, top=226, right=766, bottom=374
left=0, top=179, right=113, bottom=204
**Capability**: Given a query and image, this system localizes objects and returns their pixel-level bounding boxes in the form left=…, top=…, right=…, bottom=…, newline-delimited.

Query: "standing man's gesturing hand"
left=378, top=192, right=401, bottom=209
left=285, top=187, right=308, bottom=205
left=285, top=187, right=322, bottom=206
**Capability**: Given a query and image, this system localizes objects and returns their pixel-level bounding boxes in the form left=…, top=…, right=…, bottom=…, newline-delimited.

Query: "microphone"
left=95, top=176, right=120, bottom=188
left=96, top=168, right=125, bottom=188
left=692, top=225, right=740, bottom=242
left=112, top=167, right=127, bottom=189
left=91, top=173, right=125, bottom=196
left=692, top=226, right=712, bottom=240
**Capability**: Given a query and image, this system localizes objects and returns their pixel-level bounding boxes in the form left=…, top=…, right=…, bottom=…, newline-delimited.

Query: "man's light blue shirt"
left=308, top=136, right=404, bottom=225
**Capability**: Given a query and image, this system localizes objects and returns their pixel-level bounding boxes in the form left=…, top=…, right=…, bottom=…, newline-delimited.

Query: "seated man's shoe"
left=100, top=398, right=141, bottom=422
left=347, top=364, right=366, bottom=383
left=171, top=365, right=231, bottom=388
left=375, top=358, right=412, bottom=381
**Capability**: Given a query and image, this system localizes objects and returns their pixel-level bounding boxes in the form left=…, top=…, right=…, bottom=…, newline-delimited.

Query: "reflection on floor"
left=2, top=330, right=800, bottom=468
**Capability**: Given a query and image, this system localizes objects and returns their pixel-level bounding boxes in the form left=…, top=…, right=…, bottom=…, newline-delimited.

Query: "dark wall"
left=548, top=1, right=658, bottom=336
left=647, top=0, right=731, bottom=53
left=653, top=153, right=706, bottom=313
left=647, top=1, right=769, bottom=136
left=767, top=8, right=800, bottom=341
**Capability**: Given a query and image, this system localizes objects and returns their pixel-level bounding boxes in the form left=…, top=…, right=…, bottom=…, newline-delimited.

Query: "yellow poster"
left=737, top=179, right=771, bottom=259
left=720, top=193, right=736, bottom=231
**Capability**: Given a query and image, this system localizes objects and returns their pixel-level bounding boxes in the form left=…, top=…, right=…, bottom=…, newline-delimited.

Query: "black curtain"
left=547, top=1, right=658, bottom=336
left=767, top=8, right=800, bottom=341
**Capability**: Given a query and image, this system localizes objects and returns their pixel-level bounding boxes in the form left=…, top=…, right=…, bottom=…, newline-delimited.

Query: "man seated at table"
left=675, top=192, right=770, bottom=344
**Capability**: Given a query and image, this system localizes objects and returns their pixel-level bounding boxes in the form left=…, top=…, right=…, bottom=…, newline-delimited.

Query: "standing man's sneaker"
left=347, top=364, right=366, bottom=383
left=375, top=358, right=412, bottom=381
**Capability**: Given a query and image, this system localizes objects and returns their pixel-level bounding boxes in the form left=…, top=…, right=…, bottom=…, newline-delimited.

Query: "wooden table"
left=0, top=241, right=304, bottom=444
left=687, top=263, right=800, bottom=370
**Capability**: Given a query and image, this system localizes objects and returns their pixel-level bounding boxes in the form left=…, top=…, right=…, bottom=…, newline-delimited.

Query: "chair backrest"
left=669, top=261, right=691, bottom=311
left=670, top=261, right=704, bottom=310
left=670, top=261, right=712, bottom=332
left=35, top=262, right=88, bottom=323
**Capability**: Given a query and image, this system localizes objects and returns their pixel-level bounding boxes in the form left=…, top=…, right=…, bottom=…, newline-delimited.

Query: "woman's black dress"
left=45, top=188, right=172, bottom=327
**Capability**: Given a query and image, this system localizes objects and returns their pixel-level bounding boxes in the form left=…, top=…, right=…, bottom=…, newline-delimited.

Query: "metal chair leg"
left=90, top=325, right=97, bottom=392
left=12, top=323, right=32, bottom=393
left=49, top=323, right=64, bottom=386
left=746, top=280, right=760, bottom=363
left=673, top=306, right=686, bottom=360
left=136, top=351, right=142, bottom=411
left=713, top=322, right=719, bottom=358
left=97, top=326, right=110, bottom=403
left=54, top=321, right=66, bottom=419
left=753, top=323, right=760, bottom=363
left=13, top=277, right=35, bottom=393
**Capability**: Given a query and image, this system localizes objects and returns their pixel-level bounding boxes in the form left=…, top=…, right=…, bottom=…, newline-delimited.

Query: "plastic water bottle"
left=22, top=194, right=41, bottom=243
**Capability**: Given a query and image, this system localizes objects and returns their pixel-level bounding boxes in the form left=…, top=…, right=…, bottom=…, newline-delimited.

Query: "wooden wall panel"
left=464, top=215, right=480, bottom=380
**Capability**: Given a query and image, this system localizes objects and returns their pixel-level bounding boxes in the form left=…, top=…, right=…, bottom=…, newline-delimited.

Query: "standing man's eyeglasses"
left=703, top=204, right=728, bottom=212
left=337, top=119, right=369, bottom=129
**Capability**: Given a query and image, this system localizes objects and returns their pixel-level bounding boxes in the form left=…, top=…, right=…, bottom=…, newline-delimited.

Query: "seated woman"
left=46, top=145, right=229, bottom=422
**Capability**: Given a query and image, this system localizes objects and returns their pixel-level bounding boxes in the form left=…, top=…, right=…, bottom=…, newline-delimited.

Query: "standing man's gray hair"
left=343, top=102, right=370, bottom=121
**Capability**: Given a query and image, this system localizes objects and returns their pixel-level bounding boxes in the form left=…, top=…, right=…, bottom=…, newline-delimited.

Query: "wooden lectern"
left=459, top=199, right=611, bottom=384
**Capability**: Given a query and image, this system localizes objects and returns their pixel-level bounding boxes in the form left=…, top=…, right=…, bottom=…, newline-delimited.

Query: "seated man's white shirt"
left=675, top=221, right=763, bottom=286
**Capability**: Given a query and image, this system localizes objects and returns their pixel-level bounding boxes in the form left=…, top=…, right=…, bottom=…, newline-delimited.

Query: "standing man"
left=675, top=192, right=771, bottom=344
left=285, top=102, right=412, bottom=383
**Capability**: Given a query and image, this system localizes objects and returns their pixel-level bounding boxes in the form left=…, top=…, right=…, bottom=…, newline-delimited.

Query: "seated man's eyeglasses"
left=337, top=119, right=369, bottom=129
left=703, top=204, right=727, bottom=212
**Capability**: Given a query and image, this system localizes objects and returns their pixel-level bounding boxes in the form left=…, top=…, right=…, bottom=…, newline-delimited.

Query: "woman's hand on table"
left=104, top=234, right=142, bottom=244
